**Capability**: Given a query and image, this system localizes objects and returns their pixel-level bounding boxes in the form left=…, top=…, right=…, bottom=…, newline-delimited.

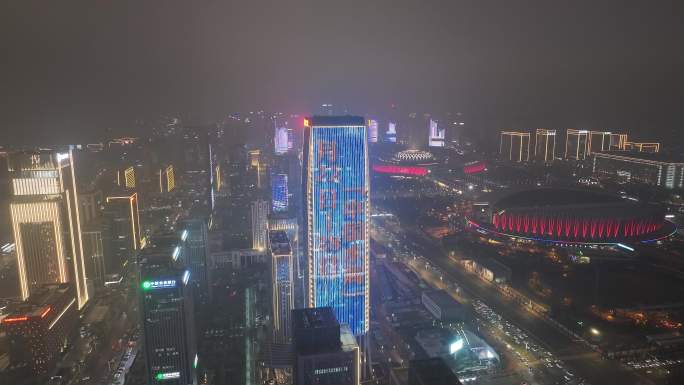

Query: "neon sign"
left=142, top=280, right=176, bottom=290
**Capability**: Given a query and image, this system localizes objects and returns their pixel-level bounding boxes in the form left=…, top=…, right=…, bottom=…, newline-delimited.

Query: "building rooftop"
left=596, top=151, right=684, bottom=163
left=269, top=230, right=291, bottom=255
left=308, top=115, right=365, bottom=127
left=2, top=283, right=73, bottom=321
left=409, top=358, right=462, bottom=385
left=422, top=290, right=462, bottom=310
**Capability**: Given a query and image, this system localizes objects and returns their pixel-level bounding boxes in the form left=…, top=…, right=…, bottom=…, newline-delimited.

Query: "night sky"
left=1, top=0, right=683, bottom=144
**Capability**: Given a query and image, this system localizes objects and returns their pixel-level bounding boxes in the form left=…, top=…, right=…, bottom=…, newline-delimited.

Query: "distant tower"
left=251, top=200, right=269, bottom=250
left=269, top=230, right=293, bottom=343
left=8, top=150, right=89, bottom=309
left=565, top=129, right=590, bottom=160
left=534, top=129, right=556, bottom=163
left=367, top=119, right=378, bottom=143
left=499, top=131, right=530, bottom=162
left=428, top=119, right=445, bottom=147
left=179, top=218, right=211, bottom=303
left=303, top=116, right=370, bottom=336
left=385, top=122, right=397, bottom=143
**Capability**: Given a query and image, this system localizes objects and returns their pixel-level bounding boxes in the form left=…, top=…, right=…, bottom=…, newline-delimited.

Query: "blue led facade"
left=272, top=173, right=289, bottom=213
left=305, top=116, right=369, bottom=336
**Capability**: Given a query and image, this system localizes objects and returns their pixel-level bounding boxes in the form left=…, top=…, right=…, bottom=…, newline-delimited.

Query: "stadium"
left=467, top=188, right=675, bottom=246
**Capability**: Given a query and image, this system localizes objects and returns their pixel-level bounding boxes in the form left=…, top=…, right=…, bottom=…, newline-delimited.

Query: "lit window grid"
left=124, top=166, right=135, bottom=188
left=499, top=131, right=530, bottom=162
left=272, top=173, right=289, bottom=213
left=12, top=177, right=61, bottom=196
left=307, top=124, right=369, bottom=335
left=10, top=201, right=68, bottom=300
left=272, top=253, right=293, bottom=342
left=166, top=165, right=175, bottom=192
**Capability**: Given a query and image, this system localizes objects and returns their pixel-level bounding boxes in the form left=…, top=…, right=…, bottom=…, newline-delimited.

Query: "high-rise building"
left=1, top=283, right=77, bottom=376
left=159, top=164, right=176, bottom=193
left=499, top=131, right=530, bottom=162
left=275, top=125, right=289, bottom=154
left=565, top=129, right=590, bottom=160
left=593, top=152, right=684, bottom=189
left=292, top=307, right=360, bottom=385
left=252, top=200, right=269, bottom=251
left=269, top=230, right=293, bottom=343
left=303, top=116, right=370, bottom=336
left=367, top=119, right=378, bottom=143
left=103, top=191, right=141, bottom=275
left=179, top=217, right=211, bottom=302
left=386, top=122, right=397, bottom=143
left=428, top=119, right=445, bottom=147
left=139, top=248, right=197, bottom=385
left=271, top=173, right=289, bottom=213
left=624, top=141, right=660, bottom=153
left=534, top=129, right=556, bottom=163
left=8, top=150, right=89, bottom=309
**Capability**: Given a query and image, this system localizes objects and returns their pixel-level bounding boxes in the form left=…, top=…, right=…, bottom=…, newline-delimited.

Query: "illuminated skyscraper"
left=534, top=129, right=556, bottom=163
left=158, top=164, right=175, bottom=192
left=139, top=249, right=197, bottom=385
left=367, top=119, right=378, bottom=143
left=103, top=192, right=141, bottom=275
left=179, top=217, right=211, bottom=302
left=275, top=125, right=289, bottom=154
left=428, top=119, right=445, bottom=147
left=565, top=129, right=590, bottom=160
left=271, top=173, right=289, bottom=213
left=8, top=150, right=89, bottom=309
left=269, top=230, right=293, bottom=343
left=251, top=200, right=269, bottom=250
left=499, top=131, right=530, bottom=162
left=303, top=116, right=369, bottom=336
left=386, top=122, right=397, bottom=143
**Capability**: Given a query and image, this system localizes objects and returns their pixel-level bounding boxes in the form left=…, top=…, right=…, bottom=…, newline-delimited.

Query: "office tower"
left=428, top=119, right=445, bottom=147
left=159, top=164, right=176, bottom=193
left=534, top=129, right=556, bottom=163
left=252, top=200, right=269, bottom=250
left=8, top=150, right=89, bottom=309
left=82, top=227, right=106, bottom=287
left=367, top=119, right=378, bottom=143
left=565, top=129, right=590, bottom=160
left=386, top=122, right=397, bottom=143
left=272, top=173, right=289, bottom=213
left=499, top=131, right=530, bottom=162
left=179, top=217, right=211, bottom=302
left=593, top=152, right=684, bottom=189
left=292, top=307, right=360, bottom=385
left=303, top=116, right=370, bottom=336
left=624, top=141, right=661, bottom=153
left=1, top=283, right=77, bottom=375
left=140, top=250, right=197, bottom=385
left=275, top=125, right=289, bottom=154
left=124, top=166, right=136, bottom=188
left=408, top=358, right=462, bottom=385
left=103, top=191, right=141, bottom=275
left=269, top=230, right=293, bottom=343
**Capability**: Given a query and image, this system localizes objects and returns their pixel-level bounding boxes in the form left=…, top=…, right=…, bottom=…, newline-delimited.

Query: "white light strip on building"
left=49, top=298, right=75, bottom=330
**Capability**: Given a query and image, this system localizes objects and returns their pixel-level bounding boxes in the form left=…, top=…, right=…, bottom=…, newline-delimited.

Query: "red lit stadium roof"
left=372, top=164, right=428, bottom=176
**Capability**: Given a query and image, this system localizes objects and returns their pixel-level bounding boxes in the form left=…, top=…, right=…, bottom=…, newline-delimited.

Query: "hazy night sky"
left=1, top=0, right=683, bottom=144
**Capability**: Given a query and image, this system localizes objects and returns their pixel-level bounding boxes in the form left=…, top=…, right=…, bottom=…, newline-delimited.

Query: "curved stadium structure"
left=468, top=188, right=673, bottom=245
